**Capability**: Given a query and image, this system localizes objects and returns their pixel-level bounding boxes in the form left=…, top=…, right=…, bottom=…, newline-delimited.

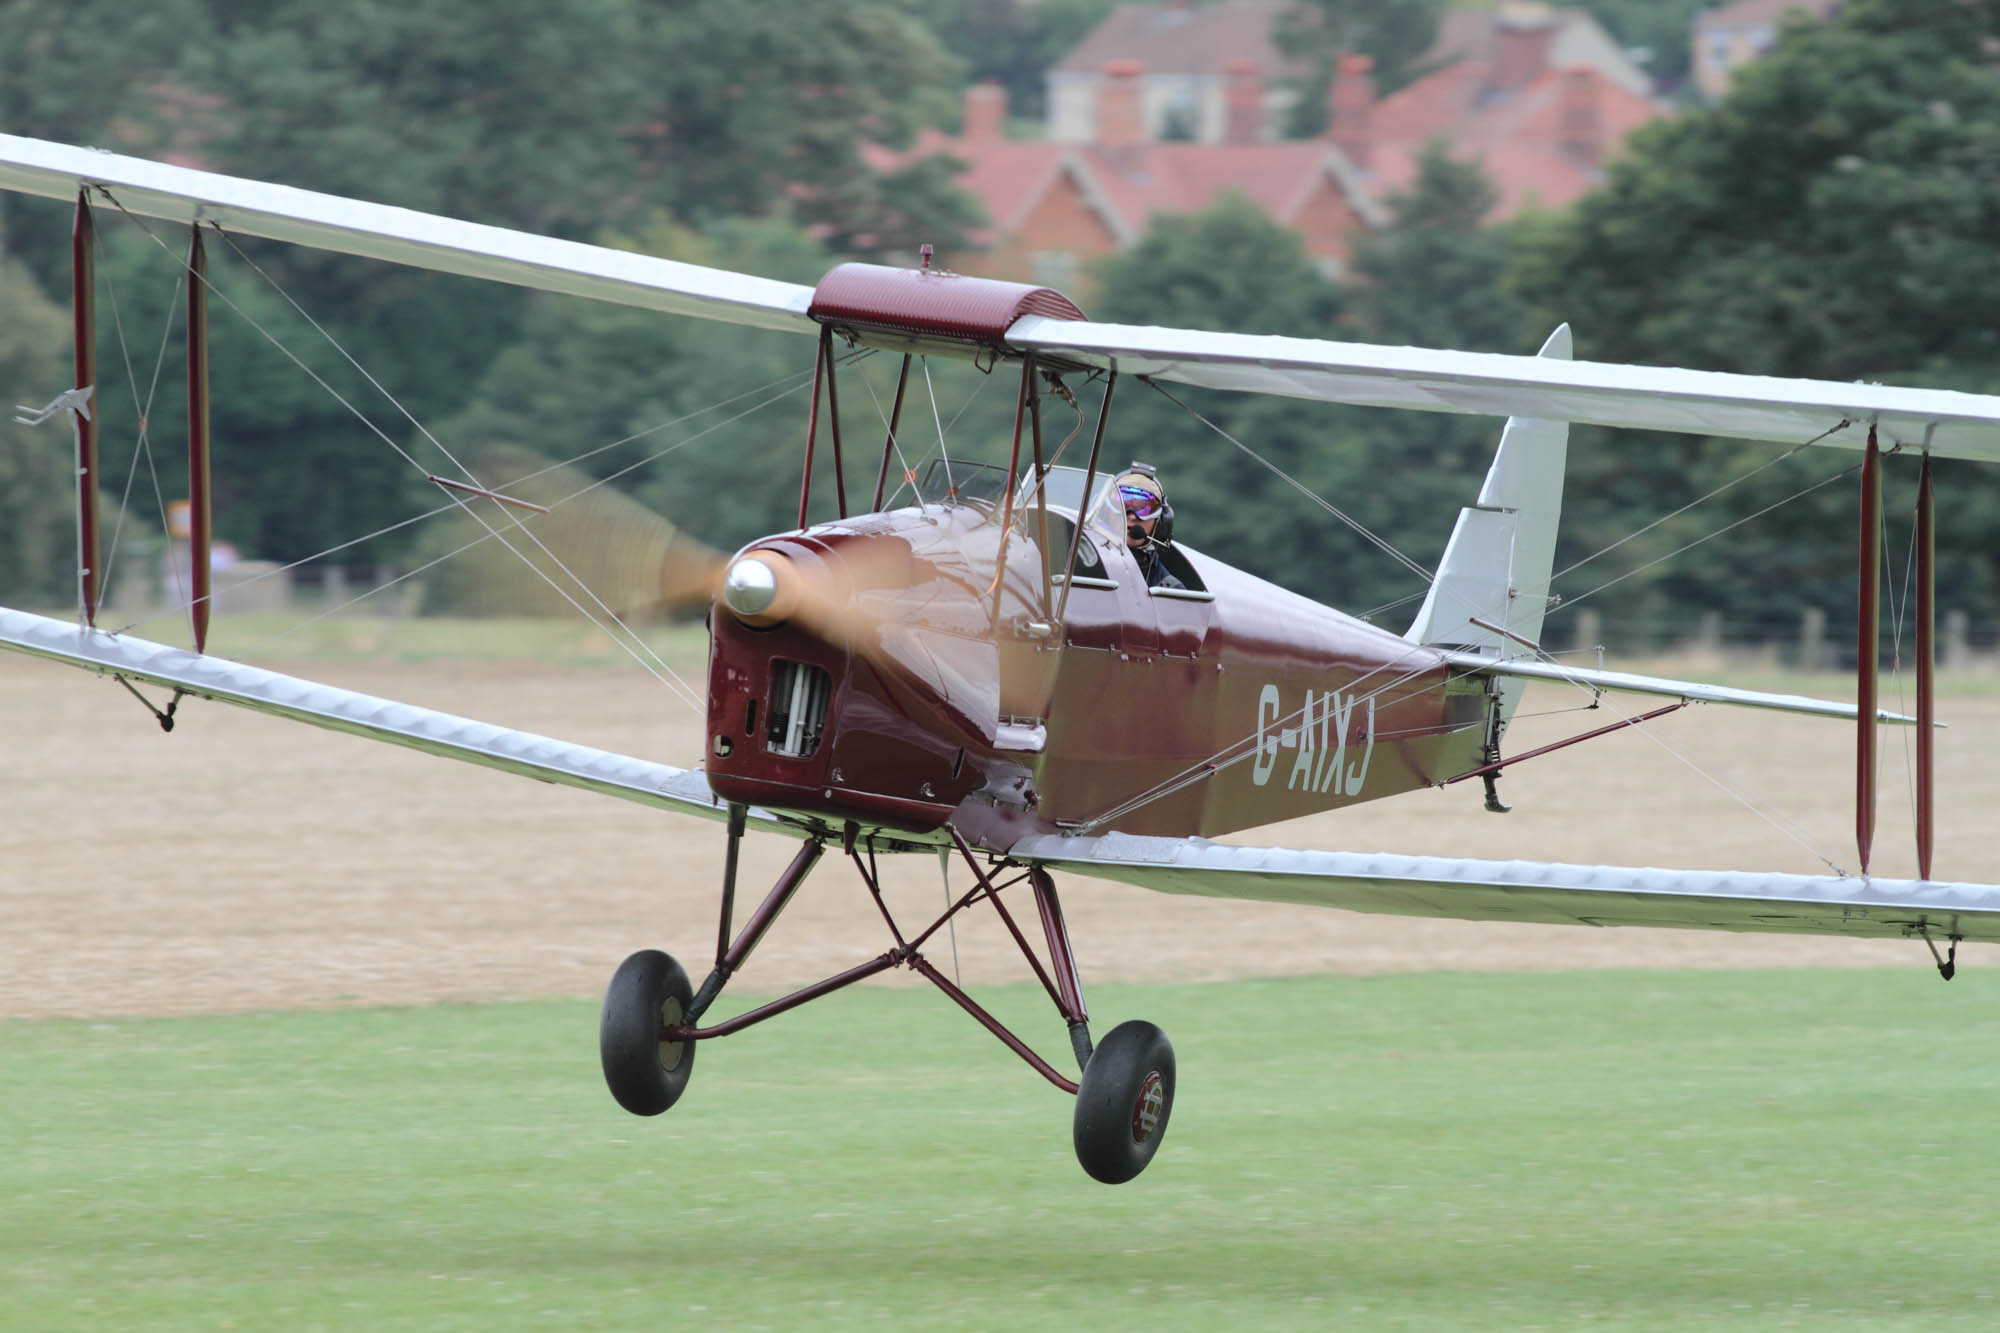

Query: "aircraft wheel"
left=1072, top=1019, right=1175, bottom=1184
left=600, top=949, right=696, bottom=1116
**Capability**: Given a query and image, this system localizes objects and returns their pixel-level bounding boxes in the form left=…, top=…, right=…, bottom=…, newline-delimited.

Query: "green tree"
left=1508, top=0, right=2000, bottom=647
left=635, top=4, right=976, bottom=259
left=0, top=258, right=86, bottom=608
left=1086, top=194, right=1475, bottom=617
left=0, top=0, right=215, bottom=152
left=417, top=217, right=836, bottom=568
left=0, top=0, right=991, bottom=580
left=1349, top=143, right=1527, bottom=352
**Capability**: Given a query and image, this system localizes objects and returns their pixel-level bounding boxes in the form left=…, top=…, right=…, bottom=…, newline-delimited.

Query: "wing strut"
left=871, top=353, right=912, bottom=511
left=186, top=225, right=214, bottom=652
left=1855, top=427, right=1882, bottom=874
left=70, top=190, right=101, bottom=628
left=797, top=325, right=832, bottom=528
left=1916, top=453, right=1936, bottom=879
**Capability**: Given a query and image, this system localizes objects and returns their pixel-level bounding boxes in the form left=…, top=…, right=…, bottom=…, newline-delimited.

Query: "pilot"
left=1117, top=464, right=1184, bottom=590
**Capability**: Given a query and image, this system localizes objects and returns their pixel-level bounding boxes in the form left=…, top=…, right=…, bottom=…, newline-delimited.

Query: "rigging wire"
left=260, top=366, right=830, bottom=711
left=95, top=256, right=188, bottom=612
left=1548, top=426, right=1843, bottom=584
left=1887, top=483, right=1921, bottom=828
left=1143, top=378, right=1437, bottom=588
left=857, top=362, right=926, bottom=507
left=98, top=194, right=823, bottom=715
left=879, top=356, right=999, bottom=511
left=1546, top=459, right=1863, bottom=620
left=102, top=200, right=702, bottom=701
left=199, top=222, right=712, bottom=696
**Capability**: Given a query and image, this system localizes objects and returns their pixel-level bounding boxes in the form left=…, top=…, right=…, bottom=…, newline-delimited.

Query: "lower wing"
left=1010, top=831, right=2000, bottom=943
left=11, top=604, right=1992, bottom=943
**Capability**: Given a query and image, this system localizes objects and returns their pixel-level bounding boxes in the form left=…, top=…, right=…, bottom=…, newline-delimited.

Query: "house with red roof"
left=878, top=1, right=1666, bottom=292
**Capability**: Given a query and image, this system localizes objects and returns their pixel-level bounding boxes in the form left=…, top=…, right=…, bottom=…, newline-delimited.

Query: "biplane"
left=4, top=133, right=2000, bottom=1184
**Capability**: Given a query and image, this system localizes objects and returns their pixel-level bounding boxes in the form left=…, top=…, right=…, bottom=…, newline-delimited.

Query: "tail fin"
left=1405, top=324, right=1572, bottom=723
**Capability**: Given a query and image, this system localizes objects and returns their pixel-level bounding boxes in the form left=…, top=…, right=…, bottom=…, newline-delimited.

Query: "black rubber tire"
left=600, top=949, right=696, bottom=1116
left=1072, top=1019, right=1175, bottom=1184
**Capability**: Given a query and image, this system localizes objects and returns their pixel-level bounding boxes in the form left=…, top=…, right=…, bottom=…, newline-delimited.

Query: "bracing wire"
left=1549, top=459, right=1863, bottom=620
left=95, top=258, right=188, bottom=609
left=1145, top=378, right=1437, bottom=587
left=100, top=199, right=702, bottom=703
left=96, top=192, right=825, bottom=715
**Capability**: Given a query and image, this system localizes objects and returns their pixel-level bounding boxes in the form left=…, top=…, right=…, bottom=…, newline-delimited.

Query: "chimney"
left=1558, top=67, right=1601, bottom=166
left=963, top=80, right=1006, bottom=145
left=1493, top=4, right=1555, bottom=93
left=1326, top=52, right=1374, bottom=169
left=1224, top=58, right=1262, bottom=144
left=1097, top=59, right=1146, bottom=152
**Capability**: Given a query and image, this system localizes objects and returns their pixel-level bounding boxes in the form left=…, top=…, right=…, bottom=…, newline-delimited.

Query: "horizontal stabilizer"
left=1443, top=651, right=1919, bottom=724
left=1011, top=831, right=2000, bottom=942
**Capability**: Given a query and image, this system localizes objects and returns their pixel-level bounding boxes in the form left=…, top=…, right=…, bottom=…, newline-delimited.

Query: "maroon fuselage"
left=704, top=501, right=1491, bottom=851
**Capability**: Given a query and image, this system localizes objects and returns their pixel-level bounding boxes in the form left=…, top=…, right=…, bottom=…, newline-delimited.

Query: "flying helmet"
left=1114, top=461, right=1173, bottom=544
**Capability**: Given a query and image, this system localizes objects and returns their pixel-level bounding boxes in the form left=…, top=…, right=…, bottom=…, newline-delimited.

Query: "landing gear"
left=1073, top=1020, right=1176, bottom=1184
left=599, top=815, right=1177, bottom=1182
left=599, top=949, right=696, bottom=1116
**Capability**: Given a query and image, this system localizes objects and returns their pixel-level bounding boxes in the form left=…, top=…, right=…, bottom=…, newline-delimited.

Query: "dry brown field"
left=4, top=639, right=1992, bottom=1020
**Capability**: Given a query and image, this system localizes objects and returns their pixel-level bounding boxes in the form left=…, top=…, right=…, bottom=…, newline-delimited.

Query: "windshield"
left=918, top=458, right=1012, bottom=508
left=1018, top=465, right=1119, bottom=534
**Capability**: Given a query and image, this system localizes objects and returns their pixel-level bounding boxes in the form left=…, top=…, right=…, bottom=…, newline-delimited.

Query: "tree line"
left=1, top=0, right=1994, bottom=658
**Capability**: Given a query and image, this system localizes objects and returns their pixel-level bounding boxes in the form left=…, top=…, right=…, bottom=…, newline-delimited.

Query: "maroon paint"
left=824, top=330, right=848, bottom=518
left=1054, top=371, right=1117, bottom=630
left=705, top=503, right=1485, bottom=850
left=949, top=831, right=1069, bottom=1014
left=1856, top=429, right=1882, bottom=874
left=807, top=262, right=1085, bottom=348
left=187, top=227, right=213, bottom=653
left=719, top=838, right=824, bottom=973
left=796, top=326, right=830, bottom=529
left=1031, top=868, right=1088, bottom=1024
left=989, top=359, right=1034, bottom=624
left=908, top=954, right=1080, bottom=1094
left=1917, top=454, right=1935, bottom=880
left=675, top=950, right=901, bottom=1041
left=872, top=354, right=912, bottom=512
left=71, top=192, right=99, bottom=627
left=1444, top=701, right=1687, bottom=785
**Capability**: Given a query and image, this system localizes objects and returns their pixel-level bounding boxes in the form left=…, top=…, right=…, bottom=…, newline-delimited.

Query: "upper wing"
left=0, top=134, right=816, bottom=334
left=1011, top=830, right=2000, bottom=943
left=1006, top=317, right=2000, bottom=461
left=9, top=133, right=2000, bottom=457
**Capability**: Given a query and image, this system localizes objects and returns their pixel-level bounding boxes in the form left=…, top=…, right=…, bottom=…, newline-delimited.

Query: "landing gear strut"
left=596, top=811, right=1175, bottom=1183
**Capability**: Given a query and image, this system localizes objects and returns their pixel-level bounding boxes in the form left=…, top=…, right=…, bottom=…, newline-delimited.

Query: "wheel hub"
left=1131, top=1069, right=1163, bottom=1143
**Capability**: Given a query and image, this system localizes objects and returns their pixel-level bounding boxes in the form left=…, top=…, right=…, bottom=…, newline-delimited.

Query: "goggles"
left=1119, top=484, right=1163, bottom=521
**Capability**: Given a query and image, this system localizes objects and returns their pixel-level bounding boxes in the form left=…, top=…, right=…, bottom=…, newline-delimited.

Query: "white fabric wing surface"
left=0, top=134, right=818, bottom=334
left=1006, top=316, right=2000, bottom=460
left=1011, top=831, right=2000, bottom=943
left=8, top=133, right=2000, bottom=455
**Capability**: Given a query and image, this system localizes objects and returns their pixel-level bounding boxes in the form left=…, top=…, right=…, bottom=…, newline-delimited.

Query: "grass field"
left=8, top=969, right=2000, bottom=1331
